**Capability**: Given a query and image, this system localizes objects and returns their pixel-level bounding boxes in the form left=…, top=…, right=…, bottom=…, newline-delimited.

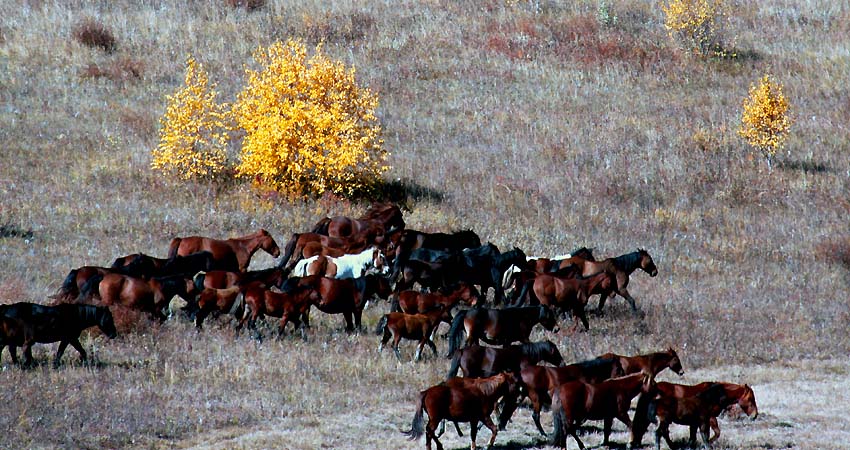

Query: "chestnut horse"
left=392, top=283, right=481, bottom=314
left=53, top=266, right=124, bottom=303
left=312, top=202, right=404, bottom=240
left=501, top=246, right=596, bottom=293
left=446, top=340, right=564, bottom=379
left=376, top=306, right=452, bottom=361
left=557, top=249, right=658, bottom=314
left=597, top=348, right=685, bottom=377
left=285, top=273, right=392, bottom=331
left=630, top=381, right=757, bottom=448
left=550, top=373, right=655, bottom=450
left=446, top=305, right=559, bottom=357
left=240, top=284, right=320, bottom=339
left=516, top=271, right=615, bottom=331
left=403, top=372, right=520, bottom=450
left=168, top=228, right=281, bottom=272
left=650, top=383, right=738, bottom=450
left=77, top=273, right=196, bottom=321
left=193, top=286, right=243, bottom=329
left=278, top=232, right=372, bottom=270
left=191, top=267, right=290, bottom=292
left=513, top=356, right=625, bottom=435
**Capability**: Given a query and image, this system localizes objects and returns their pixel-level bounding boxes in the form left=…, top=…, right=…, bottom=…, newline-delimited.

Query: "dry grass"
left=1, top=0, right=849, bottom=448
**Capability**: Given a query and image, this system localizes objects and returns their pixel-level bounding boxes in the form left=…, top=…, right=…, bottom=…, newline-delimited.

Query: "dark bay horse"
left=285, top=273, right=392, bottom=331
left=376, top=306, right=452, bottom=361
left=514, top=356, right=625, bottom=435
left=0, top=316, right=34, bottom=367
left=389, top=229, right=481, bottom=279
left=446, top=340, right=564, bottom=379
left=403, top=372, right=520, bottom=450
left=630, top=381, right=757, bottom=448
left=312, top=202, right=404, bottom=240
left=650, top=383, right=738, bottom=450
left=168, top=228, right=281, bottom=272
left=446, top=306, right=559, bottom=357
left=517, top=271, right=615, bottom=331
left=0, top=302, right=117, bottom=367
left=550, top=373, right=655, bottom=450
left=597, top=348, right=685, bottom=377
left=78, top=273, right=196, bottom=321
left=558, top=249, right=658, bottom=314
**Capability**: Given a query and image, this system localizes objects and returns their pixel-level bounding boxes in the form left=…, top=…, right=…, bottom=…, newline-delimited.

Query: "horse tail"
left=54, top=269, right=79, bottom=301
left=630, top=391, right=654, bottom=447
left=312, top=217, right=332, bottom=235
left=375, top=314, right=388, bottom=336
left=193, top=271, right=207, bottom=293
left=279, top=233, right=300, bottom=268
left=390, top=294, right=401, bottom=312
left=402, top=390, right=427, bottom=440
left=77, top=273, right=104, bottom=302
left=515, top=279, right=535, bottom=306
left=550, top=389, right=566, bottom=447
left=167, top=238, right=181, bottom=259
left=446, top=350, right=462, bottom=379
left=445, top=309, right=467, bottom=357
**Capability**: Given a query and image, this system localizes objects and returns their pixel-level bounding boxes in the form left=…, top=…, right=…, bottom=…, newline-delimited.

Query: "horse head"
left=543, top=340, right=565, bottom=367
left=638, top=248, right=658, bottom=277
left=741, top=384, right=759, bottom=419
left=370, top=248, right=390, bottom=275
left=260, top=229, right=281, bottom=258
left=97, top=306, right=118, bottom=339
left=667, top=347, right=684, bottom=375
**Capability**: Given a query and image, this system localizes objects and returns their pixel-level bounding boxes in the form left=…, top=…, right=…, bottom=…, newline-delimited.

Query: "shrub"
left=737, top=74, right=792, bottom=165
left=661, top=0, right=726, bottom=56
left=151, top=57, right=229, bottom=180
left=225, top=0, right=265, bottom=11
left=72, top=18, right=116, bottom=53
left=231, top=39, right=386, bottom=198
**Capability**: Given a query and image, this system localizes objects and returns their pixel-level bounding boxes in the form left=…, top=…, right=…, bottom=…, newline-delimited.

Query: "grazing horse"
left=392, top=283, right=481, bottom=314
left=292, top=247, right=388, bottom=279
left=558, top=249, right=658, bottom=313
left=630, top=381, right=757, bottom=448
left=550, top=373, right=655, bottom=450
left=403, top=372, right=520, bottom=450
left=376, top=306, right=452, bottom=361
left=0, top=303, right=117, bottom=367
left=651, top=383, right=738, bottom=450
left=514, top=356, right=626, bottom=435
left=168, top=229, right=281, bottom=273
left=278, top=232, right=372, bottom=270
left=597, top=348, right=685, bottom=377
left=240, top=284, right=320, bottom=338
left=446, top=306, right=559, bottom=357
left=285, top=273, right=392, bottom=331
left=390, top=229, right=481, bottom=279
left=0, top=316, right=34, bottom=367
left=78, top=273, right=196, bottom=321
left=446, top=340, right=564, bottom=379
left=516, top=271, right=615, bottom=331
left=313, top=202, right=405, bottom=240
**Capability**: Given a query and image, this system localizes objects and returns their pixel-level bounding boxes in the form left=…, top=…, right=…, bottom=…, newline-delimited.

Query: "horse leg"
left=68, top=337, right=88, bottom=366
left=618, top=287, right=639, bottom=311
left=595, top=292, right=609, bottom=316
left=343, top=312, right=354, bottom=333
left=659, top=422, right=675, bottom=450
left=707, top=417, right=721, bottom=443
left=414, top=340, right=425, bottom=362
left=570, top=425, right=586, bottom=450
left=469, top=419, right=478, bottom=450
left=688, top=424, right=698, bottom=446
left=23, top=344, right=34, bottom=369
left=482, top=415, right=498, bottom=449
left=528, top=390, right=547, bottom=436
left=53, top=341, right=70, bottom=368
left=427, top=416, right=444, bottom=450
left=6, top=345, right=17, bottom=365
left=602, top=416, right=614, bottom=446
left=354, top=309, right=363, bottom=332
left=699, top=421, right=712, bottom=446
left=379, top=328, right=391, bottom=353
left=426, top=338, right=438, bottom=358
left=392, top=333, right=403, bottom=361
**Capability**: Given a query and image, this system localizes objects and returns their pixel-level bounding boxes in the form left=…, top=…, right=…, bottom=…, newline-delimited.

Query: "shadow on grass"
left=447, top=437, right=550, bottom=450
left=777, top=159, right=832, bottom=174
left=366, top=178, right=446, bottom=205
left=0, top=222, right=34, bottom=240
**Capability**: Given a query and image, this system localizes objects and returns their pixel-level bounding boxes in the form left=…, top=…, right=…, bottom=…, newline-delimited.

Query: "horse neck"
left=476, top=375, right=510, bottom=399
left=233, top=234, right=264, bottom=259
left=721, top=383, right=747, bottom=402
left=611, top=252, right=641, bottom=275
left=616, top=373, right=647, bottom=396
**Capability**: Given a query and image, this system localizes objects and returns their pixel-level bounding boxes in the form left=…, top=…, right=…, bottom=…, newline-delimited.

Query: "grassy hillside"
left=1, top=0, right=849, bottom=448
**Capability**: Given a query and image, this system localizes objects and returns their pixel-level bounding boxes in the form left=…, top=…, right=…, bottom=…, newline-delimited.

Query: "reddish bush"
left=73, top=18, right=116, bottom=53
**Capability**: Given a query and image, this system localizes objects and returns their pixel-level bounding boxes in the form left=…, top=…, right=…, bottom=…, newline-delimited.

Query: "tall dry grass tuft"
left=225, top=0, right=266, bottom=12
left=72, top=18, right=117, bottom=53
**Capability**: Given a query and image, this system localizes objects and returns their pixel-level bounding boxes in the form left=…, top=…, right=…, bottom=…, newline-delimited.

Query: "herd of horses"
left=0, top=203, right=759, bottom=449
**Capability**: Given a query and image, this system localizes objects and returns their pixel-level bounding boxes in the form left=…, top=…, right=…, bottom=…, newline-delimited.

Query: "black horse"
left=447, top=340, right=565, bottom=379
left=389, top=229, right=481, bottom=279
left=446, top=305, right=559, bottom=357
left=0, top=302, right=117, bottom=367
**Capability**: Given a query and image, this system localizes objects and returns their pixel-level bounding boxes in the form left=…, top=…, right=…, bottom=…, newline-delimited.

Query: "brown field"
left=1, top=0, right=849, bottom=448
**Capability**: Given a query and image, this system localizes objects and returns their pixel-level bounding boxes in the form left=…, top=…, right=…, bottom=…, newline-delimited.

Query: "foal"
left=376, top=306, right=452, bottom=361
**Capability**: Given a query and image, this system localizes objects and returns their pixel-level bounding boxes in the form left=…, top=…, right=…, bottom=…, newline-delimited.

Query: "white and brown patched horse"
left=292, top=247, right=389, bottom=279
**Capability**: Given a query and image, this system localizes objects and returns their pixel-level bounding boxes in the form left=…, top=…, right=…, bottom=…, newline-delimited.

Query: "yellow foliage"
left=151, top=57, right=229, bottom=180
left=231, top=39, right=386, bottom=198
left=661, top=0, right=726, bottom=56
left=737, top=75, right=792, bottom=160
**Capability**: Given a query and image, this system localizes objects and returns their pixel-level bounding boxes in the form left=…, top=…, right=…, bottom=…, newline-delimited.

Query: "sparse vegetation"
left=1, top=0, right=849, bottom=448
left=72, top=17, right=116, bottom=53
left=661, top=0, right=727, bottom=56
left=738, top=74, right=792, bottom=166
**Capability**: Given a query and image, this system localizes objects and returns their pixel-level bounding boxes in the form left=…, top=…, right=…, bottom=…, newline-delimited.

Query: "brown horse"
left=393, top=283, right=481, bottom=314
left=191, top=267, right=289, bottom=292
left=77, top=273, right=196, bottom=321
left=403, top=372, right=520, bottom=450
left=598, top=348, right=685, bottom=379
left=556, top=249, right=657, bottom=314
left=193, top=286, right=244, bottom=329
left=376, top=306, right=452, bottom=361
left=286, top=273, right=392, bottom=331
left=514, top=356, right=625, bottom=435
left=446, top=340, right=564, bottom=379
left=52, top=266, right=129, bottom=303
left=517, top=271, right=615, bottom=331
left=278, top=232, right=373, bottom=270
left=550, top=373, right=655, bottom=450
left=650, top=383, right=738, bottom=450
left=446, top=306, right=559, bottom=357
left=240, top=284, right=320, bottom=338
left=313, top=202, right=404, bottom=241
left=630, top=381, right=757, bottom=448
left=168, top=229, right=281, bottom=272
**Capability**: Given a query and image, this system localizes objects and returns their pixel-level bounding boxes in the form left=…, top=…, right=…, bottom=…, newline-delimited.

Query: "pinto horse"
left=292, top=247, right=388, bottom=279
left=516, top=271, right=615, bottom=331
left=630, top=381, right=757, bottom=448
left=597, top=348, right=685, bottom=378
left=0, top=302, right=117, bottom=367
left=168, top=229, right=281, bottom=273
left=278, top=232, right=372, bottom=270
left=376, top=306, right=452, bottom=361
left=446, top=305, right=559, bottom=357
left=389, top=229, right=481, bottom=279
left=550, top=373, right=655, bottom=450
left=403, top=372, right=520, bottom=450
left=446, top=340, right=564, bottom=379
left=650, top=383, right=738, bottom=450
left=313, top=202, right=404, bottom=240
left=557, top=249, right=658, bottom=314
left=392, top=283, right=481, bottom=314
left=285, top=273, right=392, bottom=331
left=77, top=273, right=196, bottom=321
left=513, top=356, right=626, bottom=435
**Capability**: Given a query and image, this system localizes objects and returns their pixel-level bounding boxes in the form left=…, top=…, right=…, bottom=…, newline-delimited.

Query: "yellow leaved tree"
left=661, top=0, right=727, bottom=57
left=151, top=57, right=229, bottom=179
left=231, top=39, right=386, bottom=198
left=738, top=74, right=792, bottom=166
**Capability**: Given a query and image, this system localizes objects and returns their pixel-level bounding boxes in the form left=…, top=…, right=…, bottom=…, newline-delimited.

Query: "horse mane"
left=360, top=203, right=399, bottom=221
left=697, top=383, right=729, bottom=404
left=611, top=251, right=642, bottom=271
left=518, top=341, right=554, bottom=360
left=475, top=373, right=508, bottom=397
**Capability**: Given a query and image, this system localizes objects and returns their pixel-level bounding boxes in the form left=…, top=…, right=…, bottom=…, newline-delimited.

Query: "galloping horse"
left=376, top=306, right=452, bottom=361
left=292, top=247, right=388, bottom=279
left=446, top=306, right=559, bottom=357
left=446, top=340, right=564, bottom=379
left=0, top=303, right=117, bottom=367
left=516, top=271, right=615, bottom=331
left=168, top=229, right=281, bottom=273
left=403, top=372, right=520, bottom=450
left=630, top=381, right=757, bottom=448
left=77, top=273, right=196, bottom=321
left=312, top=202, right=404, bottom=240
left=558, top=248, right=658, bottom=313
left=550, top=373, right=655, bottom=450
left=650, top=383, right=738, bottom=450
